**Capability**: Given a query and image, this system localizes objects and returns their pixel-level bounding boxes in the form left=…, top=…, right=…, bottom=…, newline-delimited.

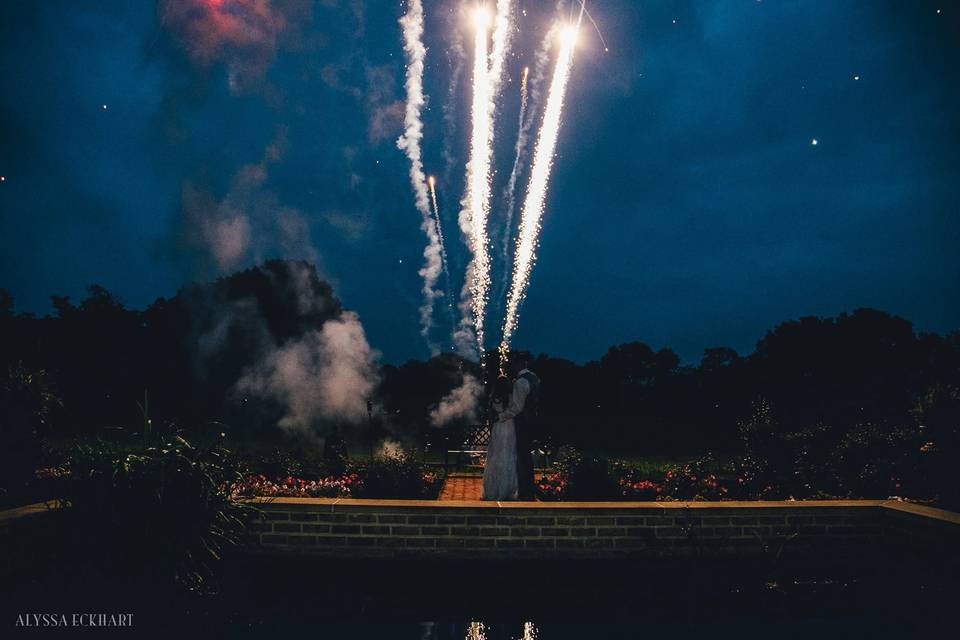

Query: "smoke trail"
left=429, top=175, right=456, bottom=333
left=488, top=0, right=513, bottom=99
left=428, top=177, right=449, bottom=277
left=455, top=9, right=494, bottom=361
left=397, top=0, right=445, bottom=353
left=499, top=65, right=529, bottom=269
left=500, top=25, right=578, bottom=369
left=441, top=18, right=465, bottom=187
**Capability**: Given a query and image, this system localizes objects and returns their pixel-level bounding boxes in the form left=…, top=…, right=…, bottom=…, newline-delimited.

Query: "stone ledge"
left=239, top=499, right=959, bottom=559
left=3, top=498, right=956, bottom=562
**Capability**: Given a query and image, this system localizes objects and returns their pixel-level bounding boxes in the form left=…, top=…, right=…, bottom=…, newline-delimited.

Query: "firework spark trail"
left=499, top=24, right=555, bottom=273
left=429, top=175, right=456, bottom=330
left=428, top=176, right=446, bottom=271
left=455, top=9, right=494, bottom=361
left=397, top=0, right=445, bottom=353
left=499, top=24, right=578, bottom=369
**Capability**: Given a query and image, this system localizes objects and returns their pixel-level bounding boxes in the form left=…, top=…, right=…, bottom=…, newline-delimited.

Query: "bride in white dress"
left=482, top=375, right=518, bottom=501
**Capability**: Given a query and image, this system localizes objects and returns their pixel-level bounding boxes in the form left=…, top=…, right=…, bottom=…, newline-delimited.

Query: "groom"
left=499, top=354, right=541, bottom=499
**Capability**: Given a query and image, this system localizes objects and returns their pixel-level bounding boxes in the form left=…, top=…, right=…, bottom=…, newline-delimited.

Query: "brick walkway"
left=438, top=474, right=483, bottom=501
left=437, top=473, right=545, bottom=501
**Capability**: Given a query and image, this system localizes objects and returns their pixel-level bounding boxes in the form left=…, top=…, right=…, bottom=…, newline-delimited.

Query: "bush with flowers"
left=536, top=469, right=566, bottom=500
left=619, top=477, right=662, bottom=500
left=229, top=453, right=443, bottom=500
left=657, top=454, right=730, bottom=500
left=536, top=446, right=619, bottom=501
left=229, top=472, right=358, bottom=499
left=353, top=450, right=442, bottom=499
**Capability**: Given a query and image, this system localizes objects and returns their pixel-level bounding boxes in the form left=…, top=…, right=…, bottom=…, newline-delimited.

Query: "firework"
left=456, top=7, right=495, bottom=361
left=397, top=0, right=445, bottom=353
left=428, top=175, right=456, bottom=329
left=499, top=19, right=556, bottom=282
left=499, top=25, right=578, bottom=369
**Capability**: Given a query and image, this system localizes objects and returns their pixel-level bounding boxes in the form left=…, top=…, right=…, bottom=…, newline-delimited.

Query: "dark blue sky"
left=1, top=1, right=958, bottom=365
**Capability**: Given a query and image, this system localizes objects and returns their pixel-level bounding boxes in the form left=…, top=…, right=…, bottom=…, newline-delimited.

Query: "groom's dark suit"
left=500, top=368, right=540, bottom=499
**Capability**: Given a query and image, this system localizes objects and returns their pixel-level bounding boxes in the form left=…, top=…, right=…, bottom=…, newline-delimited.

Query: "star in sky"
left=811, top=138, right=819, bottom=146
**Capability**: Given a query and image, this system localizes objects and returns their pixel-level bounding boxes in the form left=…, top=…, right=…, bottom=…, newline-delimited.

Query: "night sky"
left=1, top=1, right=958, bottom=365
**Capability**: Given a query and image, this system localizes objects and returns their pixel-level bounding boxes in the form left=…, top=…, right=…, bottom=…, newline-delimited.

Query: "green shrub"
left=351, top=451, right=439, bottom=499
left=540, top=446, right=619, bottom=501
left=0, top=363, right=60, bottom=497
left=62, top=433, right=249, bottom=592
left=832, top=422, right=920, bottom=498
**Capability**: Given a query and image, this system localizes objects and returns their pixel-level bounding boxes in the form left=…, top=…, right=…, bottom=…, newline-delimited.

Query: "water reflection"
left=418, top=621, right=537, bottom=640
left=465, top=622, right=536, bottom=640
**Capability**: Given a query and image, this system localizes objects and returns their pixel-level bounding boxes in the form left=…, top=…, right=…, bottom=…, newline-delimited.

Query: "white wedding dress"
left=482, top=401, right=519, bottom=501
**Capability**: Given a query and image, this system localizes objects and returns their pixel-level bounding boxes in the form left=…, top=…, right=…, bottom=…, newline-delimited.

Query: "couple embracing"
left=482, top=355, right=541, bottom=501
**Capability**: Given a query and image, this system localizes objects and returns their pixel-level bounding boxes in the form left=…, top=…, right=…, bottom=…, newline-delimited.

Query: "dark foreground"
left=4, top=547, right=957, bottom=638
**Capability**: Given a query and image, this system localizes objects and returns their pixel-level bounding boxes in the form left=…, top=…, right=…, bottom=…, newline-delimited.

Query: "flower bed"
left=229, top=473, right=359, bottom=499
left=228, top=469, right=443, bottom=500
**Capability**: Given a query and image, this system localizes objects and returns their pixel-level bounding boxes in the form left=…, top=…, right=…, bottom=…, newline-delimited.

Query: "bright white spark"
left=455, top=2, right=512, bottom=362
left=397, top=0, right=446, bottom=353
left=456, top=8, right=495, bottom=361
left=500, top=24, right=578, bottom=369
left=499, top=23, right=556, bottom=275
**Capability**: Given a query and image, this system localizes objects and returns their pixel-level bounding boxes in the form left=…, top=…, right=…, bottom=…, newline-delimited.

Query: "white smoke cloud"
left=179, top=127, right=317, bottom=274
left=375, top=438, right=406, bottom=460
left=429, top=373, right=483, bottom=427
left=237, top=310, right=380, bottom=433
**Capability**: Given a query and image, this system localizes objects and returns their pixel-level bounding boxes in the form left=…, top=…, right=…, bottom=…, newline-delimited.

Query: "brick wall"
left=245, top=499, right=960, bottom=559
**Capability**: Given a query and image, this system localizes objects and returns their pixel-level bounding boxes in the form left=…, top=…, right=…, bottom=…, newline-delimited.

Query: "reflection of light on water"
left=465, top=622, right=537, bottom=640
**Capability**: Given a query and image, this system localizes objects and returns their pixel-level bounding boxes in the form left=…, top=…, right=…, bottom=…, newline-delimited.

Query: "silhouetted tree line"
left=2, top=260, right=959, bottom=459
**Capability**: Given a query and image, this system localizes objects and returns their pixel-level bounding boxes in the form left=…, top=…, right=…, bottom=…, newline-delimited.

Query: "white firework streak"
left=455, top=2, right=513, bottom=362
left=499, top=26, right=577, bottom=368
left=455, top=11, right=494, bottom=361
left=397, top=0, right=445, bottom=354
left=499, top=25, right=555, bottom=285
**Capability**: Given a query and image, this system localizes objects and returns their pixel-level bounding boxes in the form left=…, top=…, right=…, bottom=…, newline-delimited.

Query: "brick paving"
left=437, top=472, right=545, bottom=501
left=438, top=473, right=483, bottom=501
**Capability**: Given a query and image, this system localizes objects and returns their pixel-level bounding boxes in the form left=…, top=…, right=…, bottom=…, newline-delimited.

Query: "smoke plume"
left=429, top=373, right=483, bottom=427
left=159, top=0, right=310, bottom=94
left=237, top=310, right=380, bottom=432
left=178, top=128, right=317, bottom=275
